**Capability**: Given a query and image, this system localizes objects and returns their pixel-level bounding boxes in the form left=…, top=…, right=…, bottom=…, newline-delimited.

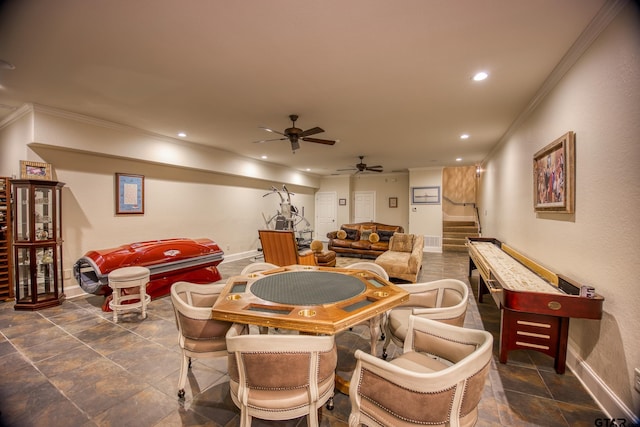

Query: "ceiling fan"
left=338, top=156, right=384, bottom=174
left=254, top=114, right=337, bottom=153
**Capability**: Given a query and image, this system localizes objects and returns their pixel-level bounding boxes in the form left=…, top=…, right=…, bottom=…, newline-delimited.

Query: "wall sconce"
left=476, top=165, right=481, bottom=178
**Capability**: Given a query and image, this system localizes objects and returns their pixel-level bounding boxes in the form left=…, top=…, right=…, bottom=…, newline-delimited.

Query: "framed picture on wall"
left=338, top=198, right=347, bottom=206
left=389, top=197, right=398, bottom=208
left=20, top=160, right=52, bottom=180
left=411, top=186, right=440, bottom=205
left=115, top=173, right=145, bottom=214
left=533, top=131, right=575, bottom=213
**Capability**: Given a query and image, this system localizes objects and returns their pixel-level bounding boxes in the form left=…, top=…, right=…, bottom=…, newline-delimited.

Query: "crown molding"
left=0, top=103, right=33, bottom=130
left=30, top=103, right=191, bottom=146
left=488, top=0, right=629, bottom=160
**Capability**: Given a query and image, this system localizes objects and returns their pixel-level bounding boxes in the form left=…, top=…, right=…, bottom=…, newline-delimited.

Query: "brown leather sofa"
left=326, top=222, right=404, bottom=258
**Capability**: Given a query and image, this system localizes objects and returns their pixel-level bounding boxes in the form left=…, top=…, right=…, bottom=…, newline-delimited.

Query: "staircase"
left=442, top=220, right=479, bottom=252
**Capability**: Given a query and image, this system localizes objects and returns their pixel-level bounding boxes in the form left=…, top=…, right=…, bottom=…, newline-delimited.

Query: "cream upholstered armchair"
left=240, top=262, right=278, bottom=275
left=349, top=316, right=493, bottom=427
left=170, top=281, right=232, bottom=399
left=226, top=323, right=338, bottom=427
left=374, top=233, right=424, bottom=282
left=382, top=278, right=469, bottom=359
left=345, top=261, right=389, bottom=281
left=346, top=261, right=390, bottom=353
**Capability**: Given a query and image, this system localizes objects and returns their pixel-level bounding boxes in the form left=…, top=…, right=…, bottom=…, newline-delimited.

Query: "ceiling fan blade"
left=367, top=168, right=383, bottom=172
left=367, top=165, right=383, bottom=169
left=259, top=126, right=287, bottom=137
left=299, top=126, right=324, bottom=137
left=253, top=137, right=287, bottom=143
left=302, top=137, right=336, bottom=145
left=337, top=168, right=357, bottom=171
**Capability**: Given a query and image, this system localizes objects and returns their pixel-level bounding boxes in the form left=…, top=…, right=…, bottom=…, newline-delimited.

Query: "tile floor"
left=0, top=251, right=607, bottom=426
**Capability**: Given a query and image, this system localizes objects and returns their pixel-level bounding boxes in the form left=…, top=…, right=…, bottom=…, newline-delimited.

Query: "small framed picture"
left=411, top=186, right=440, bottom=205
left=116, top=173, right=145, bottom=214
left=20, top=160, right=52, bottom=180
left=389, top=197, right=398, bottom=208
left=339, top=198, right=347, bottom=206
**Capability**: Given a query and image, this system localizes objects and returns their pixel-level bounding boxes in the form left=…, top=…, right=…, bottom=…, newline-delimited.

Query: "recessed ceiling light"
left=177, top=132, right=187, bottom=138
left=473, top=71, right=488, bottom=81
left=305, top=168, right=311, bottom=172
left=261, top=155, right=268, bottom=159
left=456, top=157, right=463, bottom=162
left=460, top=134, right=469, bottom=139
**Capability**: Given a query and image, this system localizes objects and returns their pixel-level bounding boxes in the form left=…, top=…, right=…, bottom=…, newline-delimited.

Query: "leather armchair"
left=346, top=261, right=390, bottom=353
left=382, top=278, right=469, bottom=359
left=349, top=316, right=493, bottom=427
left=170, top=281, right=232, bottom=398
left=226, top=323, right=338, bottom=427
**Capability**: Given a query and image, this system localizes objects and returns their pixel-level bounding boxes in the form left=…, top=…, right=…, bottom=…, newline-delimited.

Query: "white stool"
left=108, top=266, right=151, bottom=322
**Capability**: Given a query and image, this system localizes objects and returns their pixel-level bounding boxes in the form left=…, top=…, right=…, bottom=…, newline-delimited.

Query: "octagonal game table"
left=212, top=264, right=409, bottom=394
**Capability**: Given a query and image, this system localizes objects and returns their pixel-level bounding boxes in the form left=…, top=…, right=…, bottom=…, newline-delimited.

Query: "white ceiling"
left=0, top=0, right=607, bottom=176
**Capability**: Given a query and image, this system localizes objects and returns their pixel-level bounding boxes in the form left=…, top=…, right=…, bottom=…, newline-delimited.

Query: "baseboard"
left=567, top=346, right=639, bottom=423
left=64, top=284, right=87, bottom=299
left=221, top=250, right=260, bottom=263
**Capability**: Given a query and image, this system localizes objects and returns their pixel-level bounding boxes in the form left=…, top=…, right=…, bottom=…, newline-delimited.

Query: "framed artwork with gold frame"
left=533, top=131, right=575, bottom=213
left=20, top=160, right=52, bottom=180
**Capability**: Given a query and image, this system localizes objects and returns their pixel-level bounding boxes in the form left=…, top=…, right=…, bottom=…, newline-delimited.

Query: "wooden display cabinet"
left=0, top=177, right=13, bottom=301
left=11, top=179, right=65, bottom=310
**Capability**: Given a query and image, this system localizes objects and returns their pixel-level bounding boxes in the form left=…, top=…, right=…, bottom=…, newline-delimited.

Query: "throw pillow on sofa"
left=377, top=229, right=395, bottom=242
left=389, top=233, right=415, bottom=252
left=369, top=232, right=380, bottom=243
left=337, top=230, right=347, bottom=239
left=341, top=227, right=359, bottom=241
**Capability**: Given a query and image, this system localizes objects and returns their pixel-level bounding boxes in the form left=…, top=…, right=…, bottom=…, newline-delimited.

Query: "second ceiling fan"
left=254, top=114, right=337, bottom=153
left=338, top=156, right=383, bottom=174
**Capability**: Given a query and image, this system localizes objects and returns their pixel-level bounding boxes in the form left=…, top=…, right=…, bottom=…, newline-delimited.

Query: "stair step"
left=443, top=231, right=479, bottom=238
left=442, top=219, right=479, bottom=252
left=442, top=244, right=469, bottom=252
left=443, top=237, right=469, bottom=244
left=442, top=224, right=478, bottom=231
left=443, top=220, right=476, bottom=227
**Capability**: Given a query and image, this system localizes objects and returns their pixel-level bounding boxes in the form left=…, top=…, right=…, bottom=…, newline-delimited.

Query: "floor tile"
left=0, top=251, right=607, bottom=426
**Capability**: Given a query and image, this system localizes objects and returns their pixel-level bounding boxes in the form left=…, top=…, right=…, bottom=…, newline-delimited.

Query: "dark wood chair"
left=258, top=230, right=317, bottom=266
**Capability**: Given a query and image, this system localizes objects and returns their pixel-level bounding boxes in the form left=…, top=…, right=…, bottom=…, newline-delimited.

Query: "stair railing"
left=442, top=196, right=481, bottom=234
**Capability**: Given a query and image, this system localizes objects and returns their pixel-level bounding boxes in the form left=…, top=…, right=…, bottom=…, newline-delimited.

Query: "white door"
left=353, top=191, right=375, bottom=223
left=315, top=192, right=337, bottom=242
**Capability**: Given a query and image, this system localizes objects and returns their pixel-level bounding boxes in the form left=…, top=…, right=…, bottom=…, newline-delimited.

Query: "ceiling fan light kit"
left=254, top=114, right=337, bottom=153
left=338, top=156, right=383, bottom=174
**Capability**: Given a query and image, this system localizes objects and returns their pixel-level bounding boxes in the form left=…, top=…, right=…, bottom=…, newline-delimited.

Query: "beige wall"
left=317, top=175, right=351, bottom=227
left=0, top=109, right=33, bottom=176
left=479, top=2, right=640, bottom=418
left=350, top=173, right=409, bottom=228
left=0, top=108, right=317, bottom=298
left=408, top=167, right=443, bottom=242
left=442, top=165, right=477, bottom=220
left=318, top=173, right=410, bottom=231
